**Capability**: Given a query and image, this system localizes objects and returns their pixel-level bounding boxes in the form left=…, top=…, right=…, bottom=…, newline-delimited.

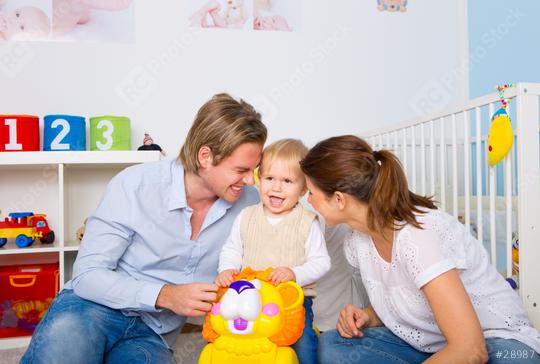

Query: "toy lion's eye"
left=238, top=289, right=261, bottom=321
left=220, top=289, right=240, bottom=320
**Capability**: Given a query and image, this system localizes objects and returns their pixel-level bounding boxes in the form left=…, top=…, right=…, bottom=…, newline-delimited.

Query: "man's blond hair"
left=179, top=93, right=267, bottom=172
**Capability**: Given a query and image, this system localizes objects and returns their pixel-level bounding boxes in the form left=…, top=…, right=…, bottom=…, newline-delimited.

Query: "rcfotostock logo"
left=115, top=29, right=201, bottom=108
left=408, top=80, right=453, bottom=116
left=0, top=42, right=36, bottom=78
left=115, top=65, right=158, bottom=108
left=252, top=24, right=351, bottom=123
left=408, top=7, right=524, bottom=117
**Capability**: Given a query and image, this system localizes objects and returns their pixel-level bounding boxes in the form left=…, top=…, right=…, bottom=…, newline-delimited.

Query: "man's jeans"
left=318, top=327, right=540, bottom=364
left=20, top=289, right=175, bottom=364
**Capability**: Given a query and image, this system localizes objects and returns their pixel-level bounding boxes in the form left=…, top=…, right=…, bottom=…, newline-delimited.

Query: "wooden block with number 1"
left=0, top=115, right=40, bottom=152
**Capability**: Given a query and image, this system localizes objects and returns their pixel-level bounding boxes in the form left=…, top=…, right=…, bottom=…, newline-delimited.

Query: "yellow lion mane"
left=202, top=268, right=305, bottom=346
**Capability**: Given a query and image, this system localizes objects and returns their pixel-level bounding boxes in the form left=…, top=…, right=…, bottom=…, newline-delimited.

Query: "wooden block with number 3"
left=89, top=116, right=131, bottom=151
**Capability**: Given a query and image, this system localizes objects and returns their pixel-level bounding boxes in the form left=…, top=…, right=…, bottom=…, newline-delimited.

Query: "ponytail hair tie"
left=373, top=150, right=382, bottom=165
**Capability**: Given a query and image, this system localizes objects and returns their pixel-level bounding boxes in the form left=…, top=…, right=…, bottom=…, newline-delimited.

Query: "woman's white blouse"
left=344, top=208, right=540, bottom=353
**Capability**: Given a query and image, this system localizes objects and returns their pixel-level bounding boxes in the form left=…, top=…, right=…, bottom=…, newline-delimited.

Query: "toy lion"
left=199, top=268, right=305, bottom=364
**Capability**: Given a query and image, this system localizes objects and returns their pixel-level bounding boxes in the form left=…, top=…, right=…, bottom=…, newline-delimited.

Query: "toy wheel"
left=40, top=231, right=55, bottom=244
left=16, top=234, right=34, bottom=248
left=0, top=238, right=7, bottom=247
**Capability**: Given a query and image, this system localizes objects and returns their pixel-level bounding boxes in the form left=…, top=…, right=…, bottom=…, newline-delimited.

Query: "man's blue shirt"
left=64, top=159, right=259, bottom=345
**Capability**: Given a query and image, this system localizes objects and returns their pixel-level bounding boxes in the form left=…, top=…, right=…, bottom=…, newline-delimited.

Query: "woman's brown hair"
left=300, top=135, right=436, bottom=232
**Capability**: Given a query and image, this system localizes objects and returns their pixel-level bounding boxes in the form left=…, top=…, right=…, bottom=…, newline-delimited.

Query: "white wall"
left=0, top=0, right=469, bottom=154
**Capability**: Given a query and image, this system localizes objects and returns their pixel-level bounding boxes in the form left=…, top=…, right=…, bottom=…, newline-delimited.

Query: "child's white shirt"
left=344, top=208, right=540, bottom=353
left=218, top=209, right=331, bottom=287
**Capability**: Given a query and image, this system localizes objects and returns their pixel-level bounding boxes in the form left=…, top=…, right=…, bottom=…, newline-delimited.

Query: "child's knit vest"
left=240, top=202, right=318, bottom=296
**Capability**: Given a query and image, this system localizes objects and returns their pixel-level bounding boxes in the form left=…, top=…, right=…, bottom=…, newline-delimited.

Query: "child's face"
left=259, top=158, right=307, bottom=217
left=0, top=7, right=50, bottom=41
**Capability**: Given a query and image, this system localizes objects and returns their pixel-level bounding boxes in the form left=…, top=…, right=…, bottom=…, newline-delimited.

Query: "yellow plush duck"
left=487, top=107, right=513, bottom=166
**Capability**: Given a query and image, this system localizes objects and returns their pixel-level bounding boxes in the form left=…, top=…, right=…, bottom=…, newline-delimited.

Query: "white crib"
left=362, top=82, right=540, bottom=328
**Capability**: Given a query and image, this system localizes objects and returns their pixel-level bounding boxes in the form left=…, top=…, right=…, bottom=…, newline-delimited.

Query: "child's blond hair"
left=259, top=139, right=308, bottom=182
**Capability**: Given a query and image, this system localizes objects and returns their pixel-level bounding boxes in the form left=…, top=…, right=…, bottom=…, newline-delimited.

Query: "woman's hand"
left=337, top=304, right=371, bottom=338
left=268, top=267, right=296, bottom=285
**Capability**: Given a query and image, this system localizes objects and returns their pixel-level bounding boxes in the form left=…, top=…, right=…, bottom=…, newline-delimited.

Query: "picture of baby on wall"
left=189, top=0, right=251, bottom=30
left=377, top=0, right=408, bottom=12
left=52, top=0, right=132, bottom=39
left=0, top=0, right=51, bottom=41
left=253, top=0, right=299, bottom=32
left=0, top=0, right=133, bottom=42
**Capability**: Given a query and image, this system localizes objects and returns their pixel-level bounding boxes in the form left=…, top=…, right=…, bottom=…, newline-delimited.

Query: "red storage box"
left=0, top=263, right=59, bottom=338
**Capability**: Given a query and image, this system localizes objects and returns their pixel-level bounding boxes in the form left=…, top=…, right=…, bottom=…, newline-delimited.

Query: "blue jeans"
left=21, top=289, right=175, bottom=364
left=292, top=297, right=318, bottom=364
left=318, top=327, right=540, bottom=364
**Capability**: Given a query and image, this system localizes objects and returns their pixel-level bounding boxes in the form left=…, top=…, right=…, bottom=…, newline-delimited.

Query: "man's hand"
left=336, top=304, right=371, bottom=338
left=268, top=267, right=296, bottom=285
left=215, top=269, right=239, bottom=288
left=156, top=283, right=218, bottom=317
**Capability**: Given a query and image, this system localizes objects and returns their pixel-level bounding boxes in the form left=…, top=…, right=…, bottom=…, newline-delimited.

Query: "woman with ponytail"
left=300, top=135, right=540, bottom=364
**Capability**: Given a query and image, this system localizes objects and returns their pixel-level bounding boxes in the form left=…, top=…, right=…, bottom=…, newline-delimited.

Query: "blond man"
left=22, top=94, right=267, bottom=364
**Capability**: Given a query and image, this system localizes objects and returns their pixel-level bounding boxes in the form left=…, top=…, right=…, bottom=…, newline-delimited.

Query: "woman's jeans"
left=318, top=327, right=540, bottom=364
left=20, top=289, right=175, bottom=364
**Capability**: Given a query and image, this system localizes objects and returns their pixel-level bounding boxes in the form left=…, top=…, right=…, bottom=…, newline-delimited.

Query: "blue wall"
left=468, top=0, right=540, bottom=98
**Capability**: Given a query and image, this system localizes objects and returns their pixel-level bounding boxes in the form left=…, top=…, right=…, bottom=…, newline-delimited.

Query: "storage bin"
left=0, top=263, right=59, bottom=338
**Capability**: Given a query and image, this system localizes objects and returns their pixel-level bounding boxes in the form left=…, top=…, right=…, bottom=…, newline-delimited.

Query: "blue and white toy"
left=43, top=115, right=86, bottom=151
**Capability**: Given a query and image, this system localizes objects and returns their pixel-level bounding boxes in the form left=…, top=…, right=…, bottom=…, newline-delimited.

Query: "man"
left=21, top=93, right=267, bottom=364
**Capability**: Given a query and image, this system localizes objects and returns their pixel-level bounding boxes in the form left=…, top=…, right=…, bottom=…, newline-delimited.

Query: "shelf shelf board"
left=0, top=241, right=60, bottom=255
left=63, top=242, right=80, bottom=252
left=0, top=336, right=31, bottom=350
left=0, top=151, right=161, bottom=166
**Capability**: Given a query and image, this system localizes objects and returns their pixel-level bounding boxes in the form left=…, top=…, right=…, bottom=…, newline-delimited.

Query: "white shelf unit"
left=0, top=151, right=161, bottom=349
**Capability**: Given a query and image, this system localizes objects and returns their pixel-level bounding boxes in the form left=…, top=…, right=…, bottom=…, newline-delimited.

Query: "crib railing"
left=362, top=83, right=540, bottom=328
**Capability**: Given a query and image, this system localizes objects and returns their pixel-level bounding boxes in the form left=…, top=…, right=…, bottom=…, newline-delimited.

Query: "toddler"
left=216, top=138, right=330, bottom=364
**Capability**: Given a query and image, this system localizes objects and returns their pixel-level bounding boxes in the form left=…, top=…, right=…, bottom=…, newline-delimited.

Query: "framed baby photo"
left=0, top=0, right=135, bottom=43
left=188, top=0, right=254, bottom=30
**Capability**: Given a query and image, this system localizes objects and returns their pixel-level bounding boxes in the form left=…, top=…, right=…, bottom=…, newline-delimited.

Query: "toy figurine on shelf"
left=137, top=133, right=165, bottom=156
left=0, top=212, right=55, bottom=248
left=199, top=267, right=305, bottom=364
left=76, top=218, right=88, bottom=242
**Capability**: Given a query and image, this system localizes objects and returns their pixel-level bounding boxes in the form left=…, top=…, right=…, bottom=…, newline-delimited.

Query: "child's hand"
left=268, top=267, right=296, bottom=285
left=215, top=269, right=239, bottom=288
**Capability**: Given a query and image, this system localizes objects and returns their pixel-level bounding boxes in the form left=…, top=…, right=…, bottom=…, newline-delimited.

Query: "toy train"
left=0, top=212, right=55, bottom=248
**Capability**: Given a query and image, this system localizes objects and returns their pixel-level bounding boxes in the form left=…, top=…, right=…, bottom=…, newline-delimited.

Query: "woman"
left=300, top=135, right=540, bottom=363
